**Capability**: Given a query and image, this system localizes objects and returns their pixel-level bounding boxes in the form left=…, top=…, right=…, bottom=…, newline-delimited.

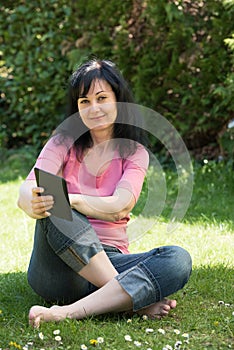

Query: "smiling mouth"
left=91, top=115, right=106, bottom=120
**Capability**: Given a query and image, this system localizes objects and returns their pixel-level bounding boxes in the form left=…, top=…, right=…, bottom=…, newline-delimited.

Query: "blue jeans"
left=27, top=210, right=192, bottom=311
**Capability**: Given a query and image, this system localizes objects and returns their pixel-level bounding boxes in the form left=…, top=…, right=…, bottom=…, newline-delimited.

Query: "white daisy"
left=54, top=335, right=62, bottom=342
left=80, top=345, right=88, bottom=350
left=97, top=337, right=104, bottom=344
left=124, top=335, right=132, bottom=342
left=134, top=340, right=142, bottom=347
left=158, top=328, right=165, bottom=335
left=146, top=328, right=154, bottom=333
left=38, top=332, right=44, bottom=340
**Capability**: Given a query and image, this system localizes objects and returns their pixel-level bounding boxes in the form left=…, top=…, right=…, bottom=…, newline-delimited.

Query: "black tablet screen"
left=34, top=167, right=72, bottom=221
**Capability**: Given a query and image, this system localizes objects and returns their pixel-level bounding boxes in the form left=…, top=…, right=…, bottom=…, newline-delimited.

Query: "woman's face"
left=77, top=79, right=117, bottom=133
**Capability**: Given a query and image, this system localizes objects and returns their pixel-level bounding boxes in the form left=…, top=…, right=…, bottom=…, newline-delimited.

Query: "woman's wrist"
left=69, top=193, right=80, bottom=209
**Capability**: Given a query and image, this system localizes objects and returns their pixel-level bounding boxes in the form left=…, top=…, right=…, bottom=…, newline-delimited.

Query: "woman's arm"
left=69, top=187, right=135, bottom=222
left=17, top=180, right=54, bottom=219
left=18, top=179, right=134, bottom=221
left=69, top=147, right=149, bottom=222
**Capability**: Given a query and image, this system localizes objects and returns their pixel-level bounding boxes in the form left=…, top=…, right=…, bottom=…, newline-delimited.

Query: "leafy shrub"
left=0, top=1, right=72, bottom=149
left=0, top=0, right=233, bottom=159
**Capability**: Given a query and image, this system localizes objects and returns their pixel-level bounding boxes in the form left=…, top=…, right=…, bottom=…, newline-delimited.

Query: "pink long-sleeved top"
left=27, top=136, right=149, bottom=253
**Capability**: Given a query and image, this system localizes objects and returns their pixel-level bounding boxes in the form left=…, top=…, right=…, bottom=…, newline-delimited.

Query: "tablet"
left=34, top=167, right=73, bottom=221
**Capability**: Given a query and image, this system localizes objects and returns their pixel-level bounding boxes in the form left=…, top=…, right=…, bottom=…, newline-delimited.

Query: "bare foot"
left=138, top=299, right=177, bottom=319
left=29, top=305, right=70, bottom=328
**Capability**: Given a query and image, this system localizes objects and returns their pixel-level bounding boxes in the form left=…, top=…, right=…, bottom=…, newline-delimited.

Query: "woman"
left=18, top=59, right=192, bottom=328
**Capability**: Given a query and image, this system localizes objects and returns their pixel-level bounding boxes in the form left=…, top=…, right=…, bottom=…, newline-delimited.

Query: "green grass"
left=0, top=154, right=233, bottom=350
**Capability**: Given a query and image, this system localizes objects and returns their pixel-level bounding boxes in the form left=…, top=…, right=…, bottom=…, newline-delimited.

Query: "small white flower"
left=54, top=335, right=62, bottom=342
left=174, top=329, right=180, bottom=335
left=163, top=345, right=173, bottom=350
left=181, top=333, right=189, bottom=338
left=232, top=311, right=234, bottom=316
left=174, top=340, right=182, bottom=349
left=134, top=340, right=142, bottom=347
left=53, top=329, right=60, bottom=335
left=127, top=318, right=132, bottom=323
left=225, top=303, right=230, bottom=307
left=97, top=337, right=104, bottom=344
left=158, top=328, right=165, bottom=335
left=145, top=328, right=154, bottom=333
left=27, top=342, right=33, bottom=346
left=23, top=346, right=28, bottom=350
left=124, top=334, right=132, bottom=342
left=38, top=332, right=44, bottom=340
left=142, top=314, right=148, bottom=320
left=218, top=300, right=224, bottom=305
left=80, top=345, right=88, bottom=350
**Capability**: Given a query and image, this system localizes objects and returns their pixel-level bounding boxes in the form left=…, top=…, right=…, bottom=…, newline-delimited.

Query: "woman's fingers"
left=32, top=186, right=45, bottom=196
left=31, top=187, right=54, bottom=216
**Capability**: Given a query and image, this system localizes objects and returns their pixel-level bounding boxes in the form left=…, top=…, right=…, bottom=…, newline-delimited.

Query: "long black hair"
left=58, top=59, right=148, bottom=159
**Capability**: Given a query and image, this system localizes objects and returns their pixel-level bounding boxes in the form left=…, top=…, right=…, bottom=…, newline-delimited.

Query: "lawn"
left=0, top=151, right=233, bottom=350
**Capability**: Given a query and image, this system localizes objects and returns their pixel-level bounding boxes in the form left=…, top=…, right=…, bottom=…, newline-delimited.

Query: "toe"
left=162, top=304, right=171, bottom=312
left=164, top=299, right=177, bottom=309
left=170, top=299, right=177, bottom=309
left=33, top=315, right=41, bottom=328
left=28, top=306, right=43, bottom=328
left=161, top=309, right=169, bottom=316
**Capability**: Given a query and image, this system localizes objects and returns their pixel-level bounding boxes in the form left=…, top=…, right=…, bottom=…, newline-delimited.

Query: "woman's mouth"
left=91, top=115, right=106, bottom=121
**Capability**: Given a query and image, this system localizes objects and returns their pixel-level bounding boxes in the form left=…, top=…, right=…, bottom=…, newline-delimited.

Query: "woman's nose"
left=90, top=101, right=101, bottom=112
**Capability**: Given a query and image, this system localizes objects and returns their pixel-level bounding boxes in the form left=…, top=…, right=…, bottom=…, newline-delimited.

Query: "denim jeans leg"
left=27, top=219, right=98, bottom=303
left=112, top=246, right=192, bottom=311
left=44, top=209, right=103, bottom=273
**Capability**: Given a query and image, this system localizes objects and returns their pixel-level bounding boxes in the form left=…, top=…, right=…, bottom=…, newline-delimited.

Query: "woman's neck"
left=90, top=127, right=114, bottom=146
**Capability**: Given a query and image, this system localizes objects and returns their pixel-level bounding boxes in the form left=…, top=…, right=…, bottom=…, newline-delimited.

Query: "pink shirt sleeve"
left=27, top=136, right=149, bottom=205
left=26, top=135, right=72, bottom=180
left=116, top=145, right=149, bottom=202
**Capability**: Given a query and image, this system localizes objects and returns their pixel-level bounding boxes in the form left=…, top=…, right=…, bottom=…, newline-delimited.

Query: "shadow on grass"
left=1, top=148, right=233, bottom=230
left=0, top=266, right=233, bottom=349
left=0, top=272, right=41, bottom=317
left=0, top=265, right=233, bottom=322
left=0, top=146, right=36, bottom=183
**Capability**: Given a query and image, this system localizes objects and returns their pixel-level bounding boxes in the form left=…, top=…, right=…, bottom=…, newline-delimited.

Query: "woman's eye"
left=98, top=96, right=106, bottom=101
left=80, top=99, right=89, bottom=104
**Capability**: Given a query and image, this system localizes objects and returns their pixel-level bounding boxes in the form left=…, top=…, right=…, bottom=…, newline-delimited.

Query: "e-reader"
left=34, top=167, right=72, bottom=221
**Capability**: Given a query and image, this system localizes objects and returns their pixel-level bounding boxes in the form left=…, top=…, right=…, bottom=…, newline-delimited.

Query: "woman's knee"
left=168, top=245, right=192, bottom=284
left=150, top=245, right=192, bottom=285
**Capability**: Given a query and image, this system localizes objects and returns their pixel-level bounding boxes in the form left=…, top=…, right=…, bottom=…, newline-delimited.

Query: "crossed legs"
left=29, top=278, right=177, bottom=328
left=27, top=215, right=191, bottom=327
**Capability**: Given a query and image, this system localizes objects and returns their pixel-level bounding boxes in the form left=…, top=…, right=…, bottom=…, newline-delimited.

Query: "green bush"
left=0, top=1, right=72, bottom=149
left=129, top=0, right=234, bottom=154
left=0, top=0, right=233, bottom=159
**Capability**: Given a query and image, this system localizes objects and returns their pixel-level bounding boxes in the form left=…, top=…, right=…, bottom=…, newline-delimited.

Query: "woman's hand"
left=30, top=187, right=54, bottom=219
left=18, top=180, right=54, bottom=219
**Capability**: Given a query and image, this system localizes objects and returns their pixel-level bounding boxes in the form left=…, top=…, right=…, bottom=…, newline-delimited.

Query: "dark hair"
left=60, top=59, right=147, bottom=158
left=68, top=59, right=135, bottom=114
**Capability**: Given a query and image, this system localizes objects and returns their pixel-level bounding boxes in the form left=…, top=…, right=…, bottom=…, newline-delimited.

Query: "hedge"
left=0, top=0, right=233, bottom=159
